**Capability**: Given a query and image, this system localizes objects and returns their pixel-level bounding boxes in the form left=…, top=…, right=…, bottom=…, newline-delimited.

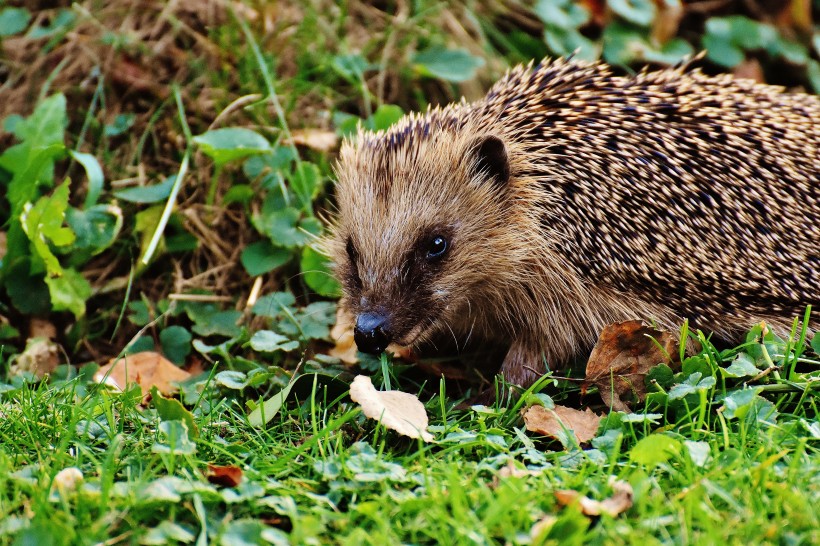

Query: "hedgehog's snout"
left=354, top=312, right=393, bottom=354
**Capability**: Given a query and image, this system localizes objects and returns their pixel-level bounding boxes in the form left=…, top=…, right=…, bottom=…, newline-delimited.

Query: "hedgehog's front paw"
left=499, top=341, right=546, bottom=389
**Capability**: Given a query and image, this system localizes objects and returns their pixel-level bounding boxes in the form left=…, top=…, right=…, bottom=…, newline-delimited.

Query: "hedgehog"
left=329, top=57, right=820, bottom=388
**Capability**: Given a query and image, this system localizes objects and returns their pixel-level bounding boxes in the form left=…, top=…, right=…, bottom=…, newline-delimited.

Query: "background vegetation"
left=0, top=1, right=818, bottom=544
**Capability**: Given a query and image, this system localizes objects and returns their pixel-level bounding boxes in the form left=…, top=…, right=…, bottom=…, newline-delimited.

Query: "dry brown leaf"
left=530, top=514, right=558, bottom=539
left=522, top=404, right=602, bottom=445
left=584, top=320, right=680, bottom=412
left=554, top=479, right=634, bottom=517
left=349, top=375, right=433, bottom=442
left=29, top=318, right=57, bottom=340
left=8, top=337, right=61, bottom=379
left=330, top=307, right=358, bottom=364
left=207, top=464, right=243, bottom=487
left=290, top=128, right=339, bottom=152
left=733, top=59, right=765, bottom=83
left=94, top=351, right=191, bottom=397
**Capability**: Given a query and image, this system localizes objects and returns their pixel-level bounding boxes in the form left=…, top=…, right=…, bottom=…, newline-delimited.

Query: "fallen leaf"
left=349, top=375, right=434, bottom=442
left=29, top=318, right=57, bottom=340
left=522, top=404, right=602, bottom=445
left=94, top=351, right=191, bottom=397
left=554, top=479, right=633, bottom=517
left=329, top=307, right=358, bottom=364
left=733, top=58, right=765, bottom=83
left=584, top=321, right=680, bottom=412
left=207, top=464, right=243, bottom=487
left=289, top=128, right=339, bottom=152
left=8, top=337, right=61, bottom=379
left=530, top=514, right=558, bottom=539
left=50, top=467, right=84, bottom=500
left=491, top=459, right=542, bottom=488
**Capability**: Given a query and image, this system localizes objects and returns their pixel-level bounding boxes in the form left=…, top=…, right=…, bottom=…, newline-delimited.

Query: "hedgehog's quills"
left=328, top=57, right=820, bottom=388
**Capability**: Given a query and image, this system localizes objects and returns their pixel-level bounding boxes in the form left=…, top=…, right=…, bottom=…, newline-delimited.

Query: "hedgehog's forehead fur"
left=334, top=108, right=530, bottom=277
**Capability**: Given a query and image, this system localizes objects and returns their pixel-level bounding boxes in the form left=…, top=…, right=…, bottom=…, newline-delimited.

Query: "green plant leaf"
left=160, top=326, right=192, bottom=365
left=413, top=47, right=485, bottom=82
left=27, top=8, right=75, bottom=39
left=290, top=161, right=322, bottom=213
left=256, top=207, right=321, bottom=248
left=668, top=372, right=716, bottom=401
left=241, top=240, right=292, bottom=276
left=607, top=0, right=656, bottom=27
left=215, top=370, right=249, bottom=390
left=20, top=181, right=74, bottom=277
left=629, top=434, right=681, bottom=466
left=151, top=420, right=196, bottom=455
left=65, top=204, right=123, bottom=254
left=0, top=7, right=31, bottom=36
left=193, top=128, right=271, bottom=165
left=44, top=268, right=92, bottom=319
left=68, top=151, right=104, bottom=208
left=248, top=371, right=299, bottom=427
left=249, top=330, right=300, bottom=353
left=113, top=176, right=175, bottom=203
left=367, top=105, right=405, bottom=131
left=252, top=292, right=297, bottom=318
left=301, top=246, right=342, bottom=297
left=103, top=113, right=135, bottom=137
left=190, top=310, right=243, bottom=338
left=151, top=386, right=198, bottom=439
left=535, top=0, right=590, bottom=28
left=721, top=387, right=763, bottom=420
left=721, top=353, right=760, bottom=378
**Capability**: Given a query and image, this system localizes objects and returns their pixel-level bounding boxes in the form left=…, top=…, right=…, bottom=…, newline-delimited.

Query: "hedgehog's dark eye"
left=426, top=236, right=448, bottom=260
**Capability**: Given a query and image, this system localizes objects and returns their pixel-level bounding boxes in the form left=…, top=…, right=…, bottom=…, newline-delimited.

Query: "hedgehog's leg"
left=499, top=340, right=547, bottom=388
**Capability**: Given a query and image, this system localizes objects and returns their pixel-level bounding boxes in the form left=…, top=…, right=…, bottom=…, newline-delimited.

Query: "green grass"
left=1, top=331, right=819, bottom=544
left=1, top=1, right=819, bottom=544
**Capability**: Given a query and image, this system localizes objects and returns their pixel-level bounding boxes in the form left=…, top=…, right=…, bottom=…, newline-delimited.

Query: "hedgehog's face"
left=331, top=129, right=513, bottom=355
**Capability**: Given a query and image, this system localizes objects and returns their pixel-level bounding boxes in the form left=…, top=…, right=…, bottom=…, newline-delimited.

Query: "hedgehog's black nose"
left=354, top=313, right=392, bottom=354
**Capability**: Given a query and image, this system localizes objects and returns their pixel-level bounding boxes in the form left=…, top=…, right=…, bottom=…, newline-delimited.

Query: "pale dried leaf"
left=29, top=318, right=57, bottom=340
left=290, top=128, right=339, bottom=152
left=8, top=337, right=61, bottom=379
left=554, top=479, right=633, bottom=517
left=522, top=404, right=602, bottom=445
left=51, top=467, right=83, bottom=497
left=349, top=375, right=433, bottom=442
left=94, top=351, right=191, bottom=397
left=329, top=307, right=358, bottom=364
left=530, top=514, right=558, bottom=539
left=585, top=320, right=679, bottom=412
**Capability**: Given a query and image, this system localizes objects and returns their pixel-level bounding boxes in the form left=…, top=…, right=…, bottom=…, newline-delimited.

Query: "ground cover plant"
left=1, top=1, right=819, bottom=544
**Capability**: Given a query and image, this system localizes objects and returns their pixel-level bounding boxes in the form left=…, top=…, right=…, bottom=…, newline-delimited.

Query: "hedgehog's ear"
left=470, top=135, right=510, bottom=187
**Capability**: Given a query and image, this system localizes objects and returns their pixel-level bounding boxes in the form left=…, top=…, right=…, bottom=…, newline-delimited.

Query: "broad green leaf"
left=629, top=434, right=681, bottom=466
left=607, top=0, right=656, bottom=27
left=249, top=330, right=299, bottom=353
left=68, top=150, right=104, bottom=208
left=20, top=181, right=74, bottom=277
left=215, top=371, right=248, bottom=390
left=684, top=440, right=711, bottom=467
left=256, top=207, right=321, bottom=248
left=252, top=292, right=297, bottom=318
left=720, top=387, right=762, bottom=419
left=151, top=386, right=198, bottom=439
left=66, top=204, right=123, bottom=254
left=44, top=267, right=92, bottom=319
left=547, top=26, right=599, bottom=61
left=301, top=246, right=342, bottom=297
left=223, top=184, right=255, bottom=206
left=290, top=161, right=322, bottom=212
left=142, top=521, right=196, bottom=545
left=0, top=7, right=31, bottom=36
left=248, top=371, right=299, bottom=427
left=367, top=105, right=405, bottom=131
left=668, top=372, right=716, bottom=401
left=151, top=420, right=196, bottom=455
left=413, top=47, right=485, bottom=82
left=535, top=0, right=590, bottom=28
left=332, top=53, right=369, bottom=81
left=4, top=258, right=50, bottom=315
left=113, top=176, right=175, bottom=203
left=241, top=240, right=292, bottom=276
left=160, top=326, right=192, bottom=365
left=219, top=519, right=267, bottom=546
left=721, top=353, right=760, bottom=378
left=193, top=128, right=271, bottom=165
left=27, top=8, right=75, bottom=39
left=103, top=113, right=135, bottom=137
left=190, top=310, right=243, bottom=338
